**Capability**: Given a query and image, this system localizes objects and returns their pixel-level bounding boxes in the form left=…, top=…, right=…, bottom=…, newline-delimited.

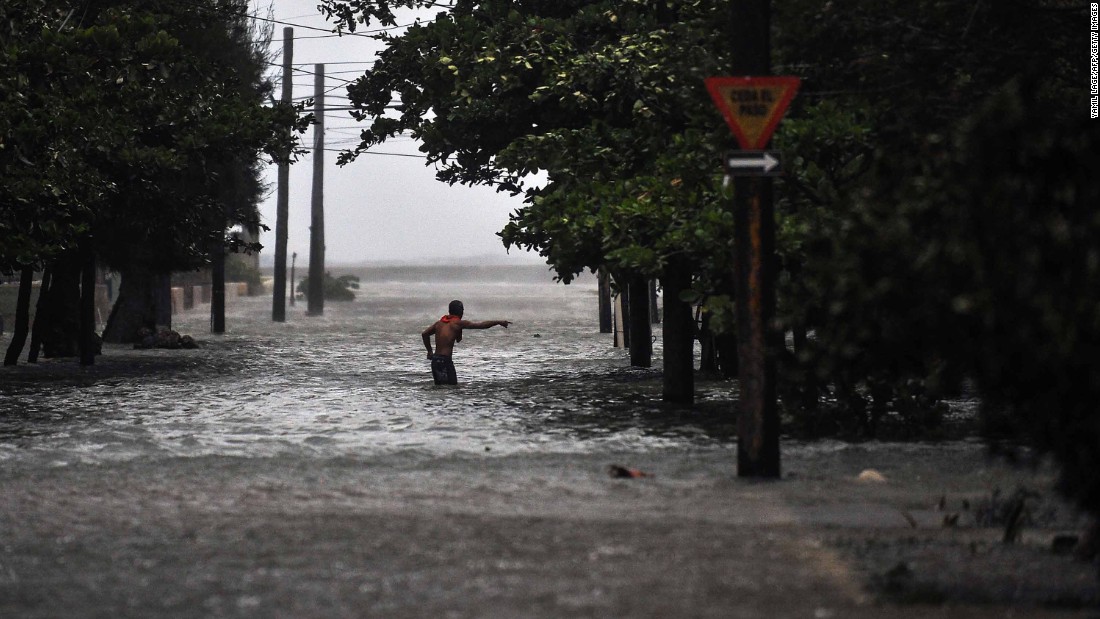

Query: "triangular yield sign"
left=705, top=76, right=801, bottom=150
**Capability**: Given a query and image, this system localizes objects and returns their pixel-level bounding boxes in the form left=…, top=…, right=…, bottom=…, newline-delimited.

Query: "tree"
left=764, top=0, right=1085, bottom=436
left=1, top=1, right=116, bottom=364
left=321, top=0, right=744, bottom=402
left=317, top=1, right=1100, bottom=524
left=766, top=0, right=1100, bottom=521
left=1, top=1, right=307, bottom=362
left=296, top=273, right=360, bottom=302
left=94, top=1, right=302, bottom=344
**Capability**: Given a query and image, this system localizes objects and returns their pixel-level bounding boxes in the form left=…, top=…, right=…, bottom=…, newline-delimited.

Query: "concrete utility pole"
left=307, top=63, right=326, bottom=316
left=272, top=27, right=293, bottom=322
left=731, top=0, right=780, bottom=478
left=290, top=251, right=297, bottom=307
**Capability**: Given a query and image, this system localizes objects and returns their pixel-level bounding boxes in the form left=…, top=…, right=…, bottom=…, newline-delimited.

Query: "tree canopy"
left=0, top=0, right=307, bottom=276
left=321, top=0, right=736, bottom=285
left=2, top=0, right=310, bottom=355
left=324, top=0, right=1095, bottom=515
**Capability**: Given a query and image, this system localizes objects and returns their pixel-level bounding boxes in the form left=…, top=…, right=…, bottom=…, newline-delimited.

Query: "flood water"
left=0, top=265, right=740, bottom=466
left=6, top=265, right=1098, bottom=616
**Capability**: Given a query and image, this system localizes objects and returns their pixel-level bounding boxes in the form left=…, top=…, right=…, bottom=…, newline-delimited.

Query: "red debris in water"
left=608, top=464, right=652, bottom=479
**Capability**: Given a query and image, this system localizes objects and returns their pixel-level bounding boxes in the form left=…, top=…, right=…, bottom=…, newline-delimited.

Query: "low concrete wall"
left=170, top=287, right=185, bottom=315
left=172, top=283, right=249, bottom=315
left=1, top=282, right=252, bottom=330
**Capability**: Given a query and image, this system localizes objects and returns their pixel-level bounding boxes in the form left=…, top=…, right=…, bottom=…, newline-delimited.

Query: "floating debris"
left=857, top=469, right=887, bottom=483
left=608, top=464, right=651, bottom=479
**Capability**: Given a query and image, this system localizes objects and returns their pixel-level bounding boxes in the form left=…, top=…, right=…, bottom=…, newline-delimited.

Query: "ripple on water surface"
left=0, top=268, right=739, bottom=464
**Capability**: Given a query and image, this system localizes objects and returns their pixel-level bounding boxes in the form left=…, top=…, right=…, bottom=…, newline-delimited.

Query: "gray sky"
left=254, top=2, right=542, bottom=265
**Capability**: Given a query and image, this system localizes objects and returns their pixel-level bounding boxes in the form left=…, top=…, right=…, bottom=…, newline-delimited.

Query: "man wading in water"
left=421, top=300, right=511, bottom=385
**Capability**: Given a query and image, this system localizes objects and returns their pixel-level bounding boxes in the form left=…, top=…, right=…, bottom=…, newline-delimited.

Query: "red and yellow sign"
left=705, top=76, right=801, bottom=150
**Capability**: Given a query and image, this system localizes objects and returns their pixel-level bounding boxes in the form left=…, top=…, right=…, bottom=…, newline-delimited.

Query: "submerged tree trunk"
left=661, top=261, right=695, bottom=404
left=597, top=269, right=612, bottom=334
left=649, top=280, right=660, bottom=324
left=27, top=268, right=52, bottom=363
left=79, top=238, right=97, bottom=366
left=627, top=276, right=651, bottom=368
left=155, top=273, right=172, bottom=330
left=211, top=240, right=226, bottom=334
left=40, top=253, right=81, bottom=358
left=3, top=267, right=34, bottom=366
left=619, top=279, right=631, bottom=348
left=699, top=311, right=718, bottom=375
left=102, top=265, right=159, bottom=343
left=793, top=325, right=818, bottom=410
left=717, top=330, right=738, bottom=378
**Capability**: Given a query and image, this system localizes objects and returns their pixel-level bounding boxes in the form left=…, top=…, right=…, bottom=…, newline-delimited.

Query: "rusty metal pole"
left=734, top=179, right=780, bottom=477
left=732, top=0, right=780, bottom=478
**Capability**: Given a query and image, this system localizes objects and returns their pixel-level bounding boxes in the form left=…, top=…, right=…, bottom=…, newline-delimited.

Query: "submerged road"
left=1, top=268, right=1097, bottom=616
left=1, top=441, right=1096, bottom=617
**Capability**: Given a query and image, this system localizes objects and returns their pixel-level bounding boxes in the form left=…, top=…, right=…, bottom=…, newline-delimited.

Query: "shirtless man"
left=421, top=300, right=511, bottom=385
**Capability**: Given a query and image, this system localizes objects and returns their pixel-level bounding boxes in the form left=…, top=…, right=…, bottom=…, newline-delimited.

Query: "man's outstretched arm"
left=460, top=320, right=510, bottom=329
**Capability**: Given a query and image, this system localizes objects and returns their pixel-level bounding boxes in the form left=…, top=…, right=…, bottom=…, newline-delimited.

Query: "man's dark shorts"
left=430, top=354, right=457, bottom=385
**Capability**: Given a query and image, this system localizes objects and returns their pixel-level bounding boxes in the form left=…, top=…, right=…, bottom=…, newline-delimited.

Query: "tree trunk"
left=627, top=277, right=651, bottom=368
left=597, top=269, right=612, bottom=334
left=102, top=265, right=158, bottom=343
left=649, top=280, right=660, bottom=324
left=661, top=261, right=695, bottom=404
left=717, top=330, right=739, bottom=378
left=211, top=240, right=226, bottom=334
left=793, top=325, right=818, bottom=410
left=79, top=238, right=97, bottom=366
left=616, top=274, right=630, bottom=348
left=3, top=267, right=34, bottom=366
left=154, top=273, right=172, bottom=329
left=699, top=311, right=718, bottom=375
left=40, top=253, right=81, bottom=358
left=27, top=268, right=52, bottom=363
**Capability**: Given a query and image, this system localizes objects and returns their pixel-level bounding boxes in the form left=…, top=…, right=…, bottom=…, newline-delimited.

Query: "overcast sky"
left=253, top=2, right=542, bottom=266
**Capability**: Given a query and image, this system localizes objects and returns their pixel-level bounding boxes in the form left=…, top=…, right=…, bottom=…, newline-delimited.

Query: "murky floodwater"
left=6, top=266, right=1098, bottom=616
left=0, top=265, right=740, bottom=465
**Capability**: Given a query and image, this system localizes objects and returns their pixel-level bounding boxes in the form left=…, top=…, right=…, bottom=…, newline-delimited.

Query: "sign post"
left=706, top=20, right=800, bottom=477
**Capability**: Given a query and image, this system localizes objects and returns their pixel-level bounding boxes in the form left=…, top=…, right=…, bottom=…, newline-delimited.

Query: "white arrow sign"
left=725, top=151, right=781, bottom=176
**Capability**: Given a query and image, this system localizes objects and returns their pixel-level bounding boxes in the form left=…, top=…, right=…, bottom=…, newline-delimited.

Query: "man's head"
left=448, top=300, right=464, bottom=317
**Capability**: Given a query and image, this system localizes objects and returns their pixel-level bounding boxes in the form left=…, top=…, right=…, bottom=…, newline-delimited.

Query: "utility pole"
left=290, top=251, right=297, bottom=306
left=272, top=27, right=292, bottom=322
left=731, top=0, right=780, bottom=478
left=307, top=63, right=326, bottom=316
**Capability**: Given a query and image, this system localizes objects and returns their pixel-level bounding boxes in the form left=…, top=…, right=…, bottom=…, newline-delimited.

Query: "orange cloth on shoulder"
left=440, top=315, right=461, bottom=323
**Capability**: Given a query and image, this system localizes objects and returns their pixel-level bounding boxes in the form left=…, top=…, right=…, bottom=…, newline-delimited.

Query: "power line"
left=268, top=64, right=361, bottom=86
left=270, top=24, right=415, bottom=42
left=291, top=61, right=378, bottom=66
left=278, top=12, right=326, bottom=21
left=175, top=0, right=415, bottom=39
left=292, top=66, right=355, bottom=84
left=324, top=82, right=348, bottom=96
left=315, top=69, right=373, bottom=75
left=297, top=147, right=426, bottom=158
